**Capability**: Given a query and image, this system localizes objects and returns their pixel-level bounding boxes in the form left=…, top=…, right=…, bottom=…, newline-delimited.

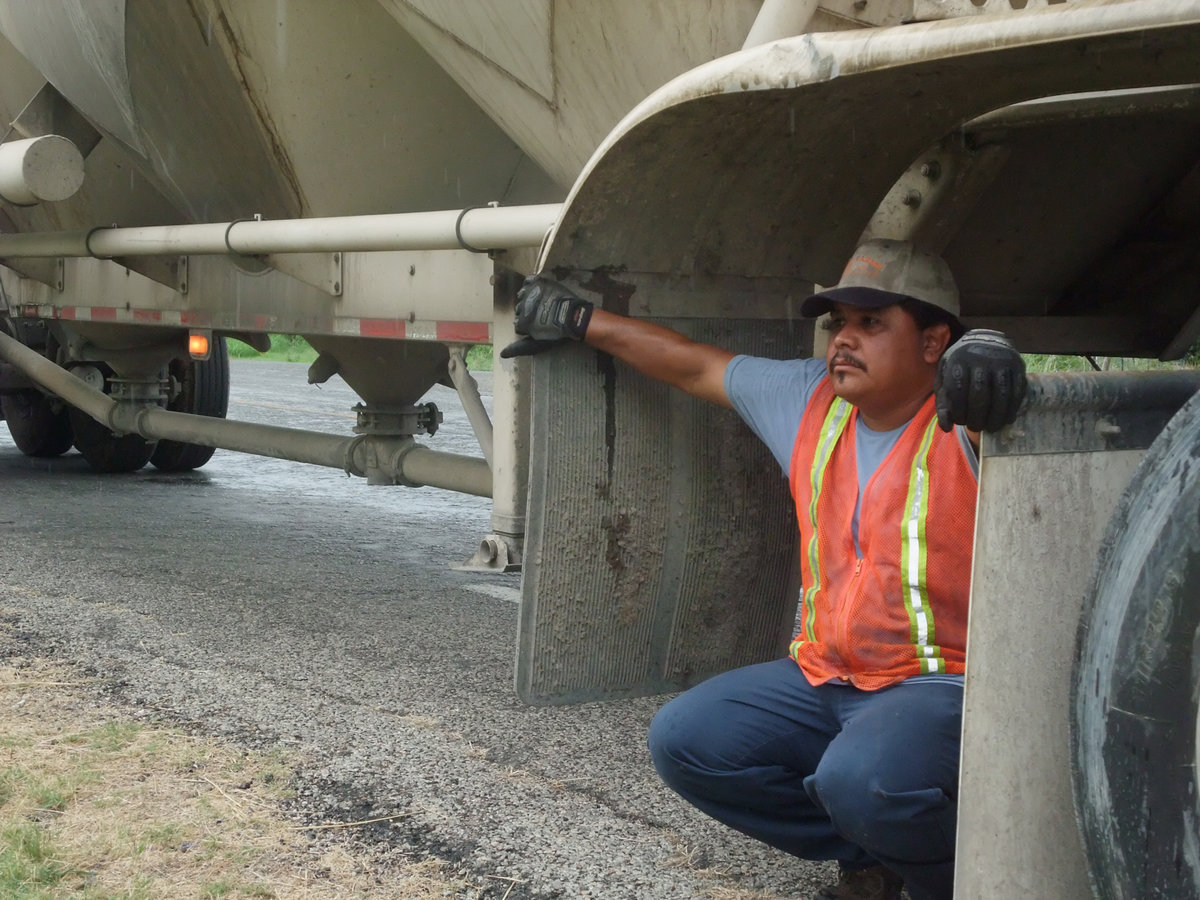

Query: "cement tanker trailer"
left=2, top=1, right=1200, bottom=896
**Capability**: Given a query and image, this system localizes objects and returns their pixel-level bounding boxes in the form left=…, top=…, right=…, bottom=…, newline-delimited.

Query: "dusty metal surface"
left=987, top=370, right=1200, bottom=456
left=380, top=0, right=765, bottom=189
left=518, top=318, right=806, bottom=704
left=961, top=446, right=1141, bottom=899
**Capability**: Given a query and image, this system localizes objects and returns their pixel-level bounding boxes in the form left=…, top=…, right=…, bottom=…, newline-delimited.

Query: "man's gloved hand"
left=499, top=276, right=594, bottom=359
left=935, top=329, right=1027, bottom=433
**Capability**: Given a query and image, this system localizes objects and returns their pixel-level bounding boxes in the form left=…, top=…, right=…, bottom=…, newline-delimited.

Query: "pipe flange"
left=108, top=377, right=170, bottom=404
left=386, top=440, right=423, bottom=488
left=352, top=402, right=441, bottom=437
left=132, top=405, right=157, bottom=439
left=342, top=433, right=369, bottom=478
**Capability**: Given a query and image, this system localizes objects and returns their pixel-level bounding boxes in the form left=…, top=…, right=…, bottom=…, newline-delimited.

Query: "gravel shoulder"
left=0, top=361, right=831, bottom=899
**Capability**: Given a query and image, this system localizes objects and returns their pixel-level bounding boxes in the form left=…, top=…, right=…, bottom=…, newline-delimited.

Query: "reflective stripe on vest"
left=799, top=398, right=853, bottom=643
left=901, top=417, right=944, bottom=674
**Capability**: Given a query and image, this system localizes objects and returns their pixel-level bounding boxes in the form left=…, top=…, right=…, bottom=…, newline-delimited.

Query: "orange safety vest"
left=787, top=379, right=978, bottom=690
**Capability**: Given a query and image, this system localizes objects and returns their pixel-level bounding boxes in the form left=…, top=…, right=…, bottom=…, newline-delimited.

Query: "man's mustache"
left=828, top=353, right=865, bottom=375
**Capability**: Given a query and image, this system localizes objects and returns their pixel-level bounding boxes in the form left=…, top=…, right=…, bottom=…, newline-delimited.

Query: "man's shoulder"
left=726, top=356, right=826, bottom=401
left=727, top=354, right=826, bottom=384
left=724, top=356, right=829, bottom=471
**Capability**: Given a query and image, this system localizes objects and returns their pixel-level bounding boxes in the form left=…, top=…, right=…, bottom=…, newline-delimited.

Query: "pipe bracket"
left=224, top=214, right=263, bottom=256
left=455, top=202, right=500, bottom=254
left=84, top=224, right=116, bottom=260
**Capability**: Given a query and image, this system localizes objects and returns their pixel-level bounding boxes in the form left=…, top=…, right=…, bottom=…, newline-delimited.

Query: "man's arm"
left=501, top=276, right=734, bottom=408
left=584, top=309, right=734, bottom=408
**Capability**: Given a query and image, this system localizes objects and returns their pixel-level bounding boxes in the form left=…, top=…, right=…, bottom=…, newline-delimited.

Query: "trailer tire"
left=68, top=363, right=156, bottom=473
left=150, top=337, right=229, bottom=472
left=1, top=390, right=73, bottom=457
left=1071, top=387, right=1200, bottom=900
left=69, top=406, right=156, bottom=473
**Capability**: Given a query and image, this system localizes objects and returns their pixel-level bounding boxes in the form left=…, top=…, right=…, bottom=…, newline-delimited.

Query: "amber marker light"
left=188, top=330, right=211, bottom=361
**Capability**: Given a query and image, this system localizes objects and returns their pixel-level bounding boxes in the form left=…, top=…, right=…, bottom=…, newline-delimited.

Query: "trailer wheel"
left=1071, top=387, right=1200, bottom=900
left=151, top=337, right=229, bottom=471
left=69, top=407, right=156, bottom=473
left=68, top=364, right=157, bottom=473
left=1, top=390, right=73, bottom=457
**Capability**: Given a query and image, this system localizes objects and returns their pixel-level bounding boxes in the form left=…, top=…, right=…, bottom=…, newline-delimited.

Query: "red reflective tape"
left=436, top=322, right=490, bottom=342
left=91, top=308, right=117, bottom=321
left=60, top=308, right=77, bottom=320
left=132, top=309, right=161, bottom=323
left=360, top=319, right=406, bottom=338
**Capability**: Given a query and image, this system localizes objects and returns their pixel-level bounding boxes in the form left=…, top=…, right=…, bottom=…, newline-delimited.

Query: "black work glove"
left=499, top=276, right=594, bottom=358
left=935, top=329, right=1027, bottom=433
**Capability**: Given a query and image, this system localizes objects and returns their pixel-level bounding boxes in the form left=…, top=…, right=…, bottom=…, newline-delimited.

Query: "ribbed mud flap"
left=517, top=319, right=804, bottom=705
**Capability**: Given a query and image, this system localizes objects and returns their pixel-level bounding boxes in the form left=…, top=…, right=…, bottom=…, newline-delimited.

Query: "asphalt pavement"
left=0, top=359, right=829, bottom=899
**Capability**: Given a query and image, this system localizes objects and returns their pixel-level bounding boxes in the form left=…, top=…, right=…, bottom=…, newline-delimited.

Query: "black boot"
left=813, top=864, right=904, bottom=900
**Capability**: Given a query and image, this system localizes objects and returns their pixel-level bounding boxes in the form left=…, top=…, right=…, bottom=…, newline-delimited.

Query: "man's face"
left=822, top=302, right=947, bottom=422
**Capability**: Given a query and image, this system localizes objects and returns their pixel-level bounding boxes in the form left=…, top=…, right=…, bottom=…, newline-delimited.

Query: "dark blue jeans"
left=648, top=659, right=962, bottom=900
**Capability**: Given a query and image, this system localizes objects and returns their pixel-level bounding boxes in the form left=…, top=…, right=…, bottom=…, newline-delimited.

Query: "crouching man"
left=504, top=239, right=1026, bottom=900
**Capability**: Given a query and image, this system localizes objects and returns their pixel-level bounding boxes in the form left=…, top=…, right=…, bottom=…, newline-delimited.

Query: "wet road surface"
left=0, top=360, right=827, bottom=899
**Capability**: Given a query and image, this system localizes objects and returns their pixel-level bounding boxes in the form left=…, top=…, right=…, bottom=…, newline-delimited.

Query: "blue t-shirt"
left=724, top=355, right=914, bottom=490
left=723, top=354, right=978, bottom=487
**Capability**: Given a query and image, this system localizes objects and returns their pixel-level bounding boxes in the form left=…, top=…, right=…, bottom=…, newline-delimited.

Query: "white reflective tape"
left=907, top=466, right=929, bottom=646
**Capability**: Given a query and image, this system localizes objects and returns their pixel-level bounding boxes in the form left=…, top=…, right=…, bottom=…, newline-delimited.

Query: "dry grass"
left=0, top=656, right=469, bottom=898
left=660, top=836, right=794, bottom=900
left=704, top=889, right=792, bottom=900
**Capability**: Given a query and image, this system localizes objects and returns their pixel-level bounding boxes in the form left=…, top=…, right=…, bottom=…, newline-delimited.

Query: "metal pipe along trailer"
left=1, top=1, right=1200, bottom=896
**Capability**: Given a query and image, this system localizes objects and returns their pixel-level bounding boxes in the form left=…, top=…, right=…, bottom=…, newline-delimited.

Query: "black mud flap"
left=517, top=319, right=804, bottom=705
